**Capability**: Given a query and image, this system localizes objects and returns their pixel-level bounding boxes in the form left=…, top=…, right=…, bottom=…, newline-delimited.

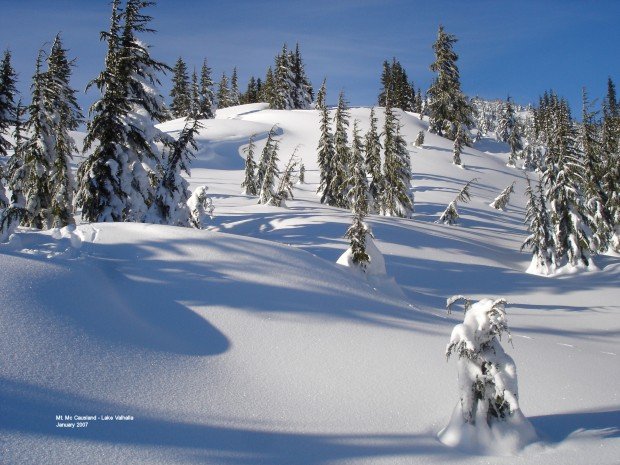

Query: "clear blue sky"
left=1, top=0, right=619, bottom=115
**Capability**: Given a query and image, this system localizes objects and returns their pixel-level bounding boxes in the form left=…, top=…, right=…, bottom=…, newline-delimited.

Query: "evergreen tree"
left=257, top=125, right=278, bottom=189
left=601, top=78, right=620, bottom=251
left=380, top=106, right=414, bottom=217
left=46, top=34, right=83, bottom=227
left=297, top=163, right=305, bottom=184
left=364, top=107, right=382, bottom=211
left=150, top=118, right=200, bottom=225
left=427, top=25, right=473, bottom=140
left=170, top=56, right=191, bottom=117
left=315, top=77, right=327, bottom=109
left=438, top=177, right=477, bottom=225
left=258, top=139, right=280, bottom=205
left=316, top=82, right=336, bottom=205
left=452, top=125, right=464, bottom=166
left=377, top=58, right=415, bottom=111
left=241, top=134, right=258, bottom=195
left=291, top=43, right=313, bottom=109
left=272, top=44, right=295, bottom=110
left=216, top=72, right=230, bottom=109
left=521, top=175, right=553, bottom=274
left=243, top=76, right=259, bottom=104
left=415, top=130, right=424, bottom=147
left=276, top=148, right=298, bottom=204
left=261, top=67, right=275, bottom=106
left=230, top=67, right=240, bottom=106
left=490, top=182, right=515, bottom=211
left=0, top=50, right=18, bottom=159
left=188, top=185, right=214, bottom=229
left=328, top=90, right=352, bottom=208
left=198, top=59, right=215, bottom=118
left=189, top=68, right=199, bottom=117
left=6, top=100, right=26, bottom=208
left=76, top=0, right=171, bottom=223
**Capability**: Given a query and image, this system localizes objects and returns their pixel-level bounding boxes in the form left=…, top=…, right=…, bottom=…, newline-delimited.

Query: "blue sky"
left=1, top=0, right=619, bottom=115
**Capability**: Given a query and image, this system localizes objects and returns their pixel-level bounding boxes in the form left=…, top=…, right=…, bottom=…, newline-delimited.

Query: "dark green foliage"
left=377, top=58, right=415, bottom=111
left=0, top=50, right=18, bottom=158
left=364, top=107, right=382, bottom=211
left=198, top=59, right=215, bottom=119
left=521, top=175, right=553, bottom=273
left=170, top=57, right=191, bottom=117
left=216, top=72, right=231, bottom=109
left=241, top=135, right=258, bottom=195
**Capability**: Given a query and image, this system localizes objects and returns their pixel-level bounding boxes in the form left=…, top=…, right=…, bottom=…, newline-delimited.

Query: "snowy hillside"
left=1, top=105, right=619, bottom=465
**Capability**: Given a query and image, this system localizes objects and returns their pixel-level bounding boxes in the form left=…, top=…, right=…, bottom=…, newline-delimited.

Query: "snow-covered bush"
left=439, top=296, right=537, bottom=454
left=188, top=186, right=214, bottom=229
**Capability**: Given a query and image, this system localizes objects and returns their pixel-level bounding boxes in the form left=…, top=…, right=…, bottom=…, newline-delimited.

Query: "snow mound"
left=337, top=234, right=386, bottom=276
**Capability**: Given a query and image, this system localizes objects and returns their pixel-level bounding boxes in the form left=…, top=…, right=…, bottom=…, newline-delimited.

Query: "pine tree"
left=21, top=51, right=53, bottom=229
left=198, top=59, right=215, bottom=118
left=521, top=175, right=553, bottom=274
left=150, top=118, right=201, bottom=225
left=188, top=185, right=214, bottom=229
left=438, top=178, right=477, bottom=225
left=364, top=107, right=382, bottom=211
left=427, top=25, right=473, bottom=140
left=380, top=106, right=414, bottom=217
left=243, top=76, right=259, bottom=104
left=297, top=163, right=305, bottom=184
left=0, top=50, right=18, bottom=159
left=490, top=182, right=515, bottom=211
left=257, top=125, right=278, bottom=189
left=170, top=57, right=191, bottom=117
left=316, top=82, right=336, bottom=205
left=230, top=67, right=240, bottom=106
left=315, top=77, right=327, bottom=109
left=46, top=34, right=83, bottom=227
left=258, top=139, right=280, bottom=205
left=261, top=67, right=275, bottom=106
left=329, top=90, right=352, bottom=209
left=76, top=0, right=171, bottom=223
left=452, top=125, right=464, bottom=166
left=291, top=43, right=313, bottom=109
left=276, top=148, right=298, bottom=204
left=241, top=134, right=258, bottom=195
left=601, top=78, right=620, bottom=252
left=6, top=100, right=26, bottom=209
left=415, top=130, right=424, bottom=147
left=216, top=72, right=231, bottom=109
left=272, top=44, right=295, bottom=110
left=189, top=69, right=199, bottom=117
left=541, top=93, right=593, bottom=268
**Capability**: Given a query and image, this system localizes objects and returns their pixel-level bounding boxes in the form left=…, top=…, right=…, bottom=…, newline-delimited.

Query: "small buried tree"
left=437, top=177, right=478, bottom=225
left=439, top=296, right=537, bottom=454
left=490, top=182, right=516, bottom=211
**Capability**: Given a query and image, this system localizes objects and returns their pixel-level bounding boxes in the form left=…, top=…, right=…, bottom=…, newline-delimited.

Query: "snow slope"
left=1, top=105, right=619, bottom=465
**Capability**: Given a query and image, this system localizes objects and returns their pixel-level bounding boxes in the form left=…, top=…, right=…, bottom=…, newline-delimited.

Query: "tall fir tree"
left=170, top=56, right=191, bottom=117
left=243, top=76, right=259, bottom=104
left=601, top=78, right=620, bottom=251
left=241, top=134, right=258, bottom=195
left=315, top=77, right=327, bottom=109
left=316, top=80, right=336, bottom=205
left=380, top=106, right=414, bottom=217
left=216, top=72, right=231, bottom=109
left=76, top=0, right=171, bottom=223
left=272, top=44, right=295, bottom=110
left=328, top=90, right=352, bottom=209
left=291, top=43, right=313, bottom=109
left=257, top=125, right=278, bottom=189
left=198, top=59, right=215, bottom=118
left=189, top=68, right=199, bottom=117
left=452, top=124, right=464, bottom=166
left=46, top=34, right=83, bottom=227
left=261, top=67, right=275, bottom=106
left=427, top=25, right=473, bottom=140
left=521, top=175, right=554, bottom=274
left=258, top=139, right=280, bottom=205
left=230, top=67, right=240, bottom=106
left=0, top=50, right=18, bottom=159
left=364, top=107, right=382, bottom=211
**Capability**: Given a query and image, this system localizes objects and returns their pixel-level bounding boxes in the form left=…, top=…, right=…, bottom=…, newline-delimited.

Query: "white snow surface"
left=1, top=105, right=619, bottom=464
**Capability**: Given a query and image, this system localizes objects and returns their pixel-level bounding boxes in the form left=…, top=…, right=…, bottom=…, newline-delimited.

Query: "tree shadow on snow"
left=530, top=408, right=620, bottom=443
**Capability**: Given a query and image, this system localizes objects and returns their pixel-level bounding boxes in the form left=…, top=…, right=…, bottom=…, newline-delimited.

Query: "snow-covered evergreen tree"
left=453, top=125, right=464, bottom=166
left=275, top=148, right=298, bottom=205
left=150, top=118, right=200, bottom=225
left=170, top=57, right=191, bottom=118
left=415, top=130, right=424, bottom=147
left=0, top=50, right=18, bottom=159
left=257, top=125, right=278, bottom=189
left=380, top=106, right=414, bottom=217
left=243, top=76, right=259, bottom=104
left=364, top=107, right=382, bottom=211
left=5, top=100, right=26, bottom=209
left=216, top=72, right=231, bottom=109
left=291, top=43, right=313, bottom=109
left=76, top=0, right=171, bottom=223
left=438, top=178, right=477, bottom=225
left=439, top=297, right=537, bottom=452
left=328, top=90, right=352, bottom=209
left=315, top=78, right=327, bottom=110
left=188, top=185, right=214, bottom=229
left=297, top=162, right=305, bottom=184
left=315, top=79, right=336, bottom=205
left=601, top=78, right=620, bottom=252
left=490, top=182, right=515, bottom=211
left=198, top=59, right=215, bottom=119
left=241, top=134, right=258, bottom=195
left=261, top=67, right=275, bottom=105
left=258, top=139, right=280, bottom=206
left=46, top=34, right=83, bottom=227
left=230, top=67, right=240, bottom=106
left=188, top=69, right=199, bottom=118
left=272, top=44, right=295, bottom=110
left=521, top=175, right=554, bottom=275
left=378, top=58, right=415, bottom=111
left=427, top=25, right=473, bottom=140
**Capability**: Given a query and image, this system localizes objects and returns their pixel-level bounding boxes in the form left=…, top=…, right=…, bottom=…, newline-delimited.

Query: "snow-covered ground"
left=1, top=104, right=619, bottom=464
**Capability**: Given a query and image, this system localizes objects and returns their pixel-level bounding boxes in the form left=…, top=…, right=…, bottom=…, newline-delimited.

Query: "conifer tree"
left=46, top=34, right=83, bottom=227
left=415, top=130, right=425, bottom=147
left=241, top=134, right=258, bottom=195
left=243, top=76, right=259, bottom=104
left=0, top=50, right=18, bottom=159
left=170, top=57, right=191, bottom=117
left=427, top=25, right=473, bottom=140
left=316, top=82, right=336, bottom=205
left=329, top=90, right=352, bottom=208
left=276, top=148, right=298, bottom=204
left=261, top=67, right=275, bottom=105
left=216, top=72, right=231, bottom=109
left=258, top=139, right=280, bottom=205
left=5, top=101, right=26, bottom=209
left=189, top=69, right=199, bottom=117
left=490, top=182, right=515, bottom=211
left=364, top=107, right=382, bottom=211
left=291, top=43, right=313, bottom=109
left=297, top=163, right=305, bottom=184
left=521, top=175, right=553, bottom=274
left=315, top=77, right=327, bottom=109
left=601, top=78, right=620, bottom=251
left=76, top=0, right=171, bottom=223
left=273, top=44, right=295, bottom=110
left=150, top=118, right=200, bottom=225
left=380, top=106, right=414, bottom=217
left=257, top=125, right=278, bottom=189
left=452, top=125, right=464, bottom=166
left=230, top=67, right=240, bottom=106
left=438, top=178, right=477, bottom=225
left=198, top=59, right=215, bottom=118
